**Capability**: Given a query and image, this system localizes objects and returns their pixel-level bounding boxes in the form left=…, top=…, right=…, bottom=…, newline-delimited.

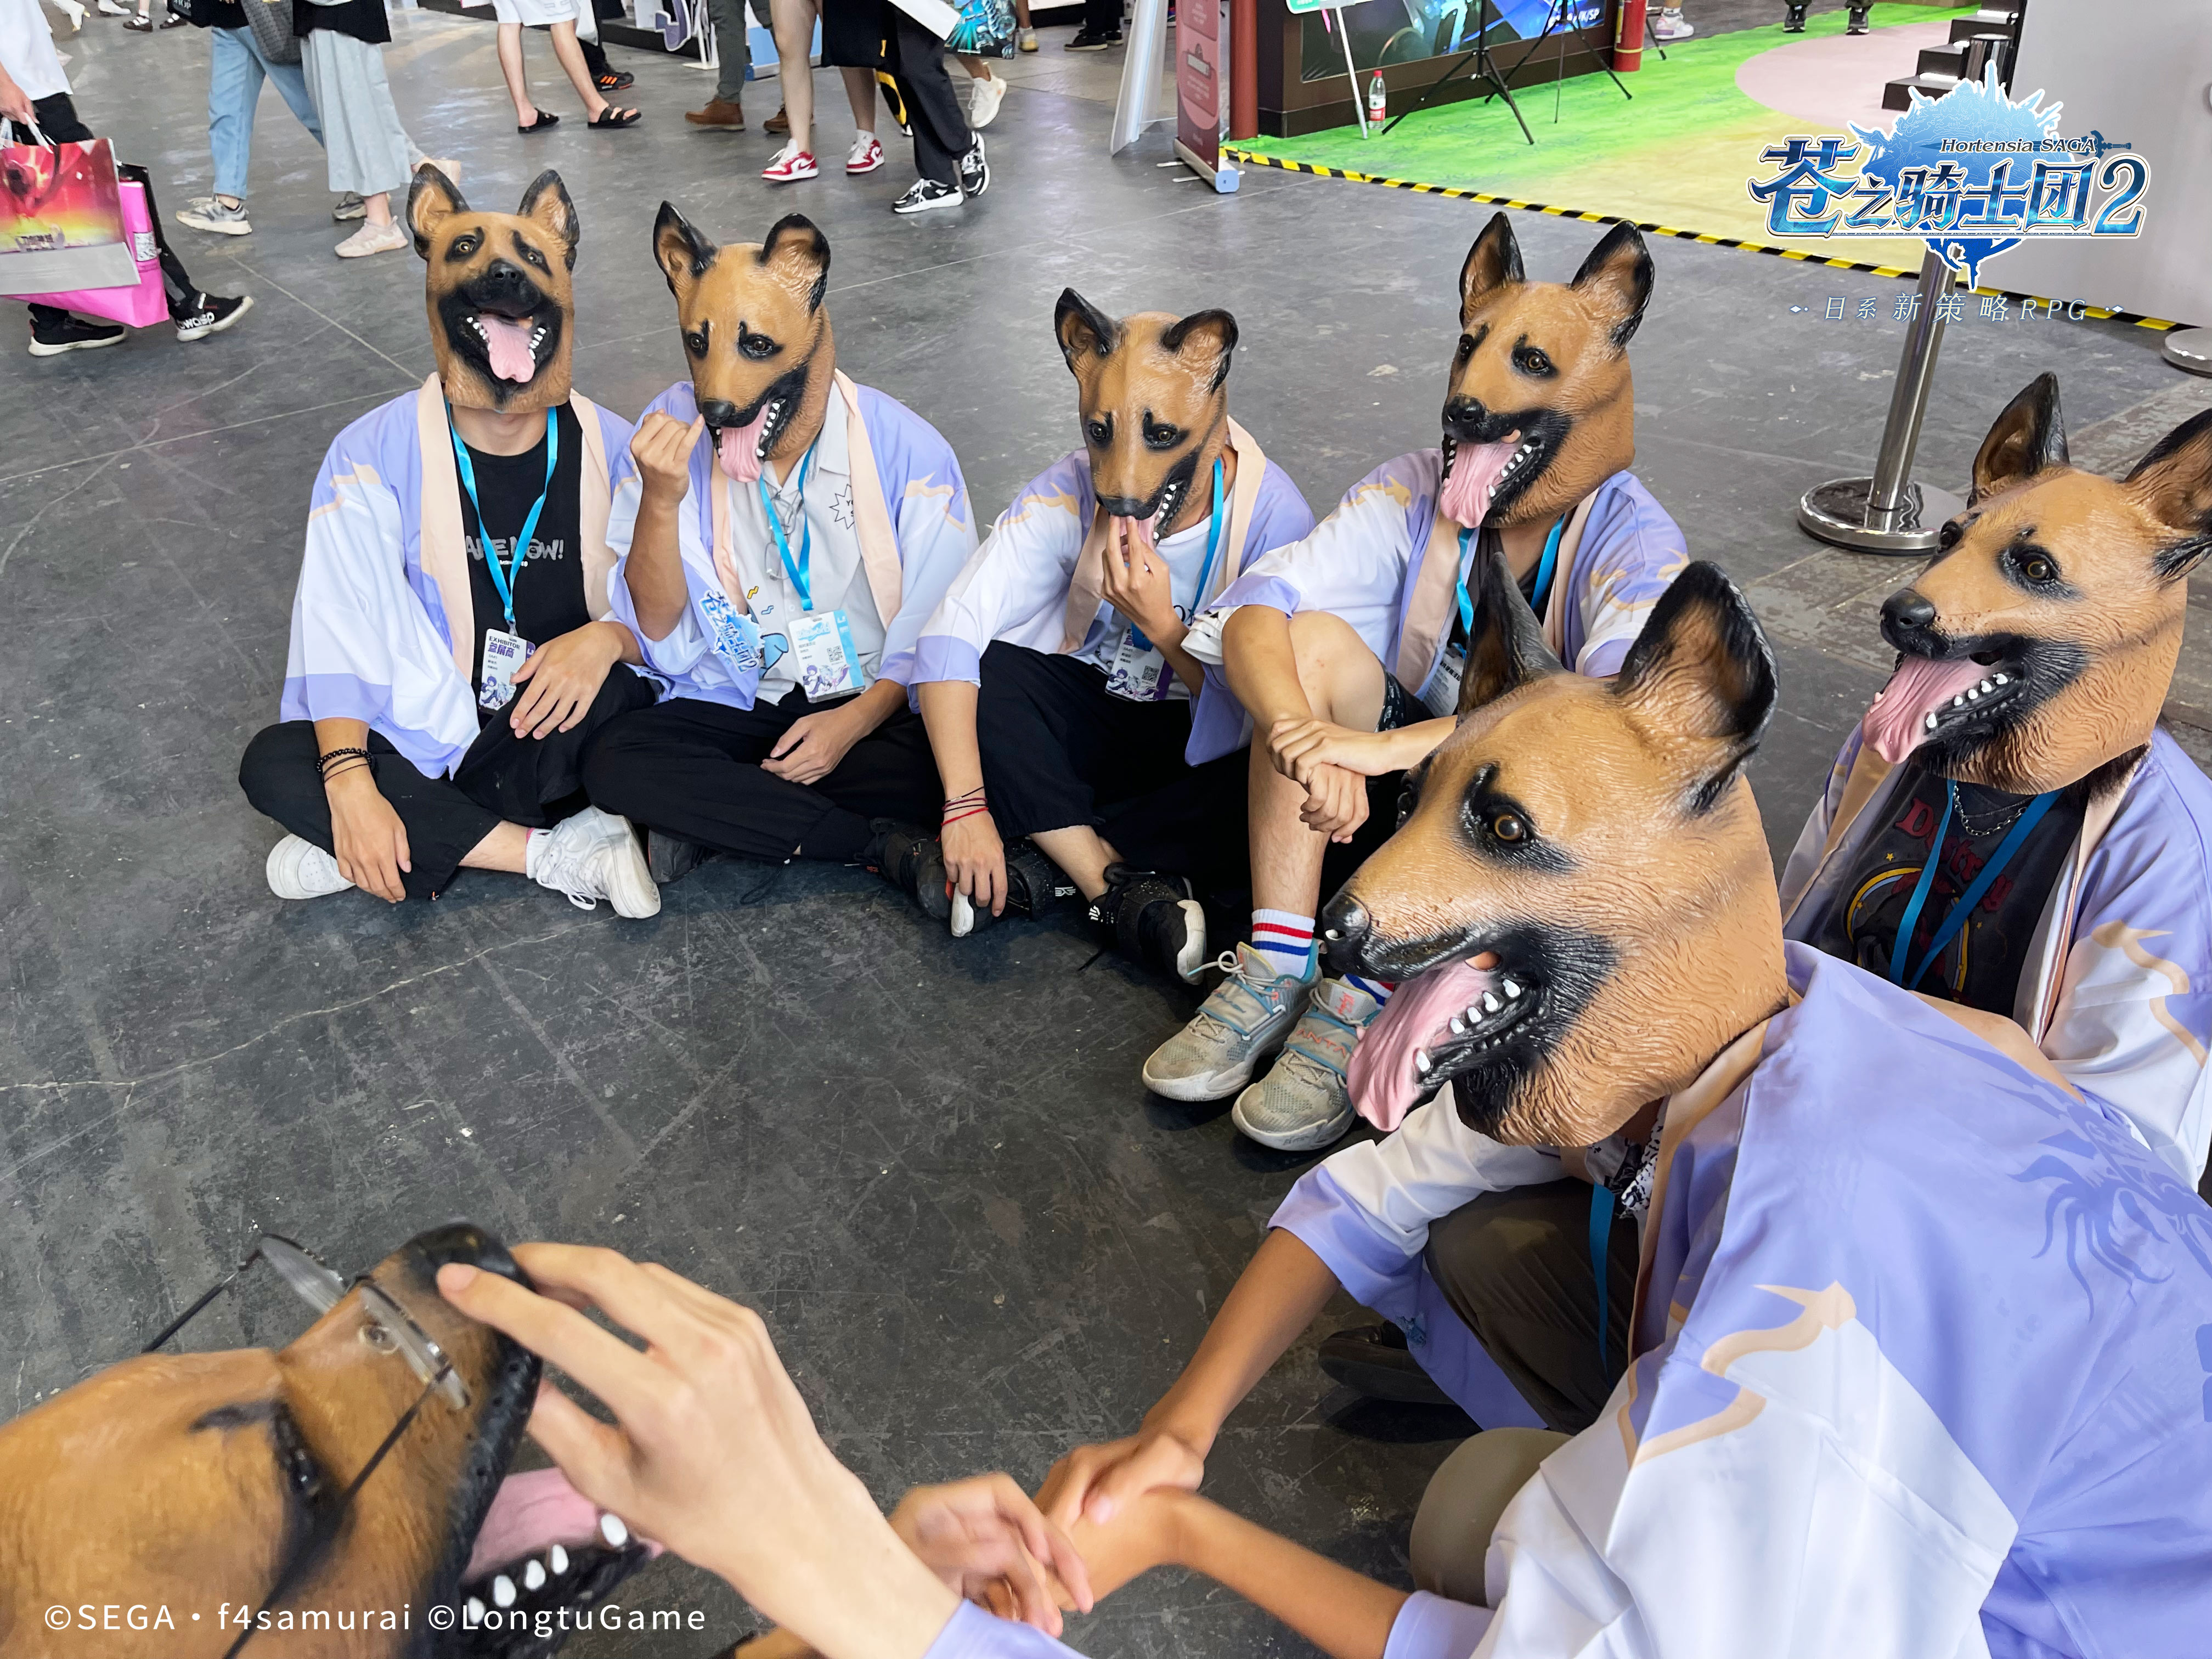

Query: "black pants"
left=20, top=94, right=198, bottom=334
left=238, top=667, right=655, bottom=900
left=1081, top=0, right=1121, bottom=34
left=1423, top=1180, right=1640, bottom=1435
left=884, top=2, right=970, bottom=187
left=580, top=687, right=941, bottom=864
left=975, top=641, right=1249, bottom=885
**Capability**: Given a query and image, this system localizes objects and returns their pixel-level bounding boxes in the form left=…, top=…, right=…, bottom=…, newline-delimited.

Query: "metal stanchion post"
left=1797, top=256, right=1967, bottom=556
left=2163, top=330, right=2212, bottom=378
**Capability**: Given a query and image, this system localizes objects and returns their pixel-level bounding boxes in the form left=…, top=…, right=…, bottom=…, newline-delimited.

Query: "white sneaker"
left=1018, top=26, right=1037, bottom=50
left=335, top=220, right=409, bottom=259
left=968, top=69, right=1007, bottom=129
left=1651, top=8, right=1694, bottom=40
left=96, top=0, right=127, bottom=14
left=530, top=808, right=661, bottom=918
left=267, top=835, right=354, bottom=900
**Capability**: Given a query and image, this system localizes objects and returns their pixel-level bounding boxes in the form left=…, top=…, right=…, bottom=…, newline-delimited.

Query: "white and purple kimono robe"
left=926, top=948, right=2212, bottom=1659
left=1184, top=449, right=1685, bottom=712
left=603, top=374, right=977, bottom=709
left=280, top=375, right=635, bottom=780
left=911, top=424, right=1315, bottom=763
left=1781, top=725, right=2212, bottom=1187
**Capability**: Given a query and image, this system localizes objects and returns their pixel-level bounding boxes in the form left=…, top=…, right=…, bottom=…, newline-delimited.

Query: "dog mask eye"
left=1488, top=811, right=1529, bottom=843
left=1141, top=417, right=1182, bottom=451
left=1085, top=416, right=1113, bottom=447
left=1937, top=518, right=1963, bottom=551
left=684, top=329, right=708, bottom=359
left=1512, top=344, right=1555, bottom=377
left=2021, top=552, right=2058, bottom=584
left=444, top=232, right=480, bottom=262
left=738, top=329, right=778, bottom=361
left=1395, top=761, right=1428, bottom=830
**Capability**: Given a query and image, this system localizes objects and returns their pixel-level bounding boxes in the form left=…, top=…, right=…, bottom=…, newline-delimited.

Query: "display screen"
left=1298, top=0, right=1610, bottom=85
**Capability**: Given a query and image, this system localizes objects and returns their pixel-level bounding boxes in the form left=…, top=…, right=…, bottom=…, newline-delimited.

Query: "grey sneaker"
left=1231, top=977, right=1383, bottom=1150
left=177, top=196, right=252, bottom=236
left=332, top=191, right=366, bottom=222
left=1141, top=944, right=1315, bottom=1102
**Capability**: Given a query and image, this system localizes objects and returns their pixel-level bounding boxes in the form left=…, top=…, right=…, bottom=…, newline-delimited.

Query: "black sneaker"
left=957, top=134, right=989, bottom=199
left=174, top=291, right=252, bottom=343
left=646, top=828, right=715, bottom=886
left=1086, top=865, right=1207, bottom=983
left=27, top=314, right=125, bottom=357
left=1064, top=27, right=1121, bottom=49
left=891, top=178, right=963, bottom=216
left=862, top=820, right=952, bottom=922
left=1843, top=1, right=1870, bottom=32
left=1317, top=1322, right=1455, bottom=1407
left=1781, top=0, right=1808, bottom=29
left=950, top=838, right=1080, bottom=937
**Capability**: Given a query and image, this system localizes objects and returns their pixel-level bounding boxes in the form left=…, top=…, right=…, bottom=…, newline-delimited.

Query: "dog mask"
left=408, top=167, right=580, bottom=415
left=1331, top=557, right=1787, bottom=1147
left=654, top=205, right=834, bottom=486
left=1438, top=213, right=1651, bottom=534
left=0, top=1224, right=650, bottom=1657
left=1054, top=290, right=1238, bottom=545
left=1863, top=374, right=2212, bottom=792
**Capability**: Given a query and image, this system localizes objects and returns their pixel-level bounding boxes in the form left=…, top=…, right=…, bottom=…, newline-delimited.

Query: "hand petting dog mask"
left=408, top=166, right=580, bottom=415
left=1864, top=373, right=2212, bottom=792
left=1333, top=556, right=1786, bottom=1148
left=654, top=205, right=834, bottom=486
left=1054, top=289, right=1238, bottom=545
left=1439, top=212, right=1651, bottom=533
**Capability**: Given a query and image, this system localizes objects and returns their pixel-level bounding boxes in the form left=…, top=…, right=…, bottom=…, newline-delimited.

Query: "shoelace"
left=534, top=834, right=606, bottom=912
left=1282, top=1003, right=1363, bottom=1079
left=1195, top=951, right=1296, bottom=1040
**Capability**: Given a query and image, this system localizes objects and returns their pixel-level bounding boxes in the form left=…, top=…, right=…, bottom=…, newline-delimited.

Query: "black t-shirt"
left=457, top=403, right=588, bottom=699
left=1810, top=760, right=2086, bottom=1013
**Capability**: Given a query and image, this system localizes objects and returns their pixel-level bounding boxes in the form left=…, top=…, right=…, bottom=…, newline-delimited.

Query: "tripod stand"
left=1500, top=0, right=1630, bottom=125
left=1383, top=0, right=1533, bottom=143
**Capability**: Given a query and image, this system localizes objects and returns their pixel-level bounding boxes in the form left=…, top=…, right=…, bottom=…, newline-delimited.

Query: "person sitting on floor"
left=905, top=289, right=1314, bottom=982
left=240, top=166, right=661, bottom=917
left=578, top=207, right=977, bottom=887
left=1144, top=213, right=1686, bottom=1154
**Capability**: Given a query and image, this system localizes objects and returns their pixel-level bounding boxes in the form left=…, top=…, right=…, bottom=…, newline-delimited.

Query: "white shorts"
left=489, top=0, right=582, bottom=26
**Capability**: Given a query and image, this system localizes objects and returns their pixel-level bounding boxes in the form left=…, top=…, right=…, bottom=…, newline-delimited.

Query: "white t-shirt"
left=0, top=0, right=70, bottom=104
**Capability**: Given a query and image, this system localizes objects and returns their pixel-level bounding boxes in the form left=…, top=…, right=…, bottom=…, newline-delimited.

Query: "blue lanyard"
left=449, top=405, right=557, bottom=633
left=1455, top=515, right=1566, bottom=634
left=1128, top=458, right=1226, bottom=651
left=1887, top=780, right=2060, bottom=990
left=1589, top=1182, right=1614, bottom=1378
left=758, top=438, right=820, bottom=611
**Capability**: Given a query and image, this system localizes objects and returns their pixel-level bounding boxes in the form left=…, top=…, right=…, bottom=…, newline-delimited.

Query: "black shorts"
left=818, top=0, right=886, bottom=68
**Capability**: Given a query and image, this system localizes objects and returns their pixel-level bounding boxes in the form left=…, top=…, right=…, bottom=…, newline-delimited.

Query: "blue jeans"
left=208, top=25, right=324, bottom=202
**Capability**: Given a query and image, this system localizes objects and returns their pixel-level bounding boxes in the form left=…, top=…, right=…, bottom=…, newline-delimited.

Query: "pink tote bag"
left=17, top=179, right=169, bottom=328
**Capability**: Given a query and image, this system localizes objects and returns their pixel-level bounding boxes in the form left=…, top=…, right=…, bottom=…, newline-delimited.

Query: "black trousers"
left=974, top=641, right=1249, bottom=885
left=20, top=94, right=198, bottom=332
left=1423, top=1180, right=1640, bottom=1435
left=238, top=667, right=655, bottom=900
left=1081, top=0, right=1121, bottom=33
left=884, top=2, right=970, bottom=187
left=580, top=687, right=941, bottom=864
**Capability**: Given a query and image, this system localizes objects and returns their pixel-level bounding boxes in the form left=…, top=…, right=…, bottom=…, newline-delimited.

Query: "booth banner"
left=1177, top=0, right=1232, bottom=172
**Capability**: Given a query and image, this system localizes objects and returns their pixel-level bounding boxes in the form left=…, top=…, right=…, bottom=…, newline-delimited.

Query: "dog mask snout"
left=1881, top=588, right=1939, bottom=647
left=1318, top=891, right=1373, bottom=974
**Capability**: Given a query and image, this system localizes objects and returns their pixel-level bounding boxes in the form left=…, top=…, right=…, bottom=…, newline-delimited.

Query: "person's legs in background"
left=954, top=52, right=1006, bottom=129
left=834, top=61, right=878, bottom=172
left=884, top=2, right=976, bottom=212
left=181, top=24, right=331, bottom=236
left=546, top=6, right=635, bottom=123
left=494, top=17, right=546, bottom=126
left=1015, top=0, right=1035, bottom=51
left=762, top=0, right=819, bottom=178
left=1068, top=0, right=1120, bottom=49
left=685, top=0, right=752, bottom=126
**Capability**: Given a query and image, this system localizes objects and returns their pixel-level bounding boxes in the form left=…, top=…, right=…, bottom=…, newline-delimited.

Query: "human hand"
left=1055, top=1487, right=1195, bottom=1604
left=1297, top=760, right=1371, bottom=843
left=509, top=622, right=623, bottom=740
left=763, top=705, right=864, bottom=786
left=1098, top=520, right=1183, bottom=647
left=1267, top=718, right=1406, bottom=787
left=630, top=412, right=704, bottom=507
left=1037, top=1423, right=1206, bottom=1532
left=889, top=1475, right=1094, bottom=1636
left=940, top=809, right=1006, bottom=918
left=0, top=71, right=33, bottom=128
left=325, top=768, right=409, bottom=902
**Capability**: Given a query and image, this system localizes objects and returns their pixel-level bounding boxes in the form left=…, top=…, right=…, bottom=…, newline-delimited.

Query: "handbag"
left=945, top=0, right=1015, bottom=56
left=0, top=121, right=138, bottom=298
left=244, top=0, right=302, bottom=66
left=15, top=178, right=171, bottom=327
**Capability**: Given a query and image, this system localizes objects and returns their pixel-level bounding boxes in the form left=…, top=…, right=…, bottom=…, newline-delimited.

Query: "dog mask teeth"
left=599, top=1512, right=629, bottom=1548
left=523, top=1558, right=546, bottom=1591
left=492, top=1573, right=517, bottom=1608
left=549, top=1543, right=568, bottom=1575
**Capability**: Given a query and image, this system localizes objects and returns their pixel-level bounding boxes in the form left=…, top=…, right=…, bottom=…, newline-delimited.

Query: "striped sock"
left=1345, top=974, right=1395, bottom=1005
left=1250, top=909, right=1315, bottom=978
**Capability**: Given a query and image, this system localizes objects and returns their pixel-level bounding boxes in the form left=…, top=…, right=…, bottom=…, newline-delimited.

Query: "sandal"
left=516, top=109, right=560, bottom=134
left=589, top=106, right=642, bottom=129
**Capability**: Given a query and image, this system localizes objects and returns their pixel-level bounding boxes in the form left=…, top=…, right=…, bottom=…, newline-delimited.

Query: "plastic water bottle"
left=1367, top=71, right=1387, bottom=126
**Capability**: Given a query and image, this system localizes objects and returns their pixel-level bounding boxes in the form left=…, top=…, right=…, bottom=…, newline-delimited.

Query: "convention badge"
left=1104, top=628, right=1168, bottom=703
left=698, top=590, right=764, bottom=673
left=792, top=609, right=865, bottom=701
left=479, top=629, right=529, bottom=711
left=1420, top=643, right=1466, bottom=720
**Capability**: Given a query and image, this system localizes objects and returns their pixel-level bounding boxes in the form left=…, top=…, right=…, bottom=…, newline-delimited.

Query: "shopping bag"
left=16, top=179, right=170, bottom=327
left=244, top=0, right=303, bottom=67
left=945, top=0, right=1015, bottom=57
left=0, top=123, right=138, bottom=297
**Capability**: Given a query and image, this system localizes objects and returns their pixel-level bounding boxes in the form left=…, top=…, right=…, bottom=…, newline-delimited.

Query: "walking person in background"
left=174, top=0, right=341, bottom=237
left=121, top=0, right=187, bottom=30
left=1066, top=0, right=1116, bottom=49
left=493, top=0, right=639, bottom=132
left=1, top=0, right=250, bottom=353
left=683, top=0, right=755, bottom=130
left=296, top=0, right=455, bottom=256
left=575, top=0, right=635, bottom=94
left=947, top=0, right=1012, bottom=130
left=872, top=0, right=983, bottom=214
left=760, top=0, right=879, bottom=182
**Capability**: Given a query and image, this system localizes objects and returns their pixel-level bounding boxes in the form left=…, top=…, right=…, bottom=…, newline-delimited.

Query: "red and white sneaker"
left=845, top=133, right=885, bottom=174
left=761, top=143, right=819, bottom=183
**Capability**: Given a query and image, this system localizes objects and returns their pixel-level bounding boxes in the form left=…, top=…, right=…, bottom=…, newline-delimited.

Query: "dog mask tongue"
left=465, top=1468, right=660, bottom=1582
left=1862, top=656, right=1990, bottom=764
left=715, top=405, right=774, bottom=484
left=1438, top=440, right=1519, bottom=529
left=481, top=315, right=538, bottom=385
left=1347, top=957, right=1497, bottom=1131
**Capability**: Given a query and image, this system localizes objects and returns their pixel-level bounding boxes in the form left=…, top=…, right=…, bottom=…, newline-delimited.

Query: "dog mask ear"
left=1457, top=544, right=1566, bottom=714
left=1459, top=211, right=1525, bottom=323
left=1159, top=307, right=1238, bottom=393
left=1569, top=221, right=1654, bottom=349
left=407, top=163, right=467, bottom=259
left=653, top=201, right=716, bottom=299
left=2125, top=405, right=2212, bottom=580
left=757, top=212, right=832, bottom=312
left=516, top=170, right=580, bottom=270
left=1055, top=288, right=1122, bottom=368
left=1610, top=562, right=1777, bottom=810
left=1971, top=372, right=2069, bottom=504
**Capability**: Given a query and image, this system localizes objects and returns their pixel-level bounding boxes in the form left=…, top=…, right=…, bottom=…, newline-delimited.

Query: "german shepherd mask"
left=653, top=205, right=834, bottom=487
left=1438, top=212, right=1651, bottom=534
left=1863, top=373, right=2212, bottom=792
left=0, top=1224, right=650, bottom=1657
left=1334, top=558, right=1788, bottom=1147
left=1054, top=290, right=1238, bottom=545
left=408, top=167, right=580, bottom=416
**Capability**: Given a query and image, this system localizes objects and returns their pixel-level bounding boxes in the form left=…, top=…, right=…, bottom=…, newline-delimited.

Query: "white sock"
left=1250, top=909, right=1316, bottom=979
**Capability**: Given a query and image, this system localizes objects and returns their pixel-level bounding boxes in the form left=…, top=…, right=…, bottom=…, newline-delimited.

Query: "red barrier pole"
left=1613, top=0, right=1646, bottom=70
left=1231, top=0, right=1259, bottom=140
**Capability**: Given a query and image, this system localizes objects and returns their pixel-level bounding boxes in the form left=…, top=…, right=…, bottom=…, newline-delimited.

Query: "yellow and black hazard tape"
left=1221, top=148, right=2180, bottom=332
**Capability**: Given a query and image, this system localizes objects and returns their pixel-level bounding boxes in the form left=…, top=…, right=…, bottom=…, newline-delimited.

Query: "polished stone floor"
left=1, top=11, right=2203, bottom=1655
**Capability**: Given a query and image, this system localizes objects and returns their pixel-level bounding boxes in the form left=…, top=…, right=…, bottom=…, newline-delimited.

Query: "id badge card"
left=479, top=629, right=529, bottom=711
left=1103, top=627, right=1168, bottom=703
left=698, top=590, right=764, bottom=673
left=1420, top=643, right=1465, bottom=719
left=792, top=609, right=865, bottom=700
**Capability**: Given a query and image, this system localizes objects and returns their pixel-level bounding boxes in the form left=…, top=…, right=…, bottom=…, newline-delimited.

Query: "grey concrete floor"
left=2, top=10, right=2205, bottom=1655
